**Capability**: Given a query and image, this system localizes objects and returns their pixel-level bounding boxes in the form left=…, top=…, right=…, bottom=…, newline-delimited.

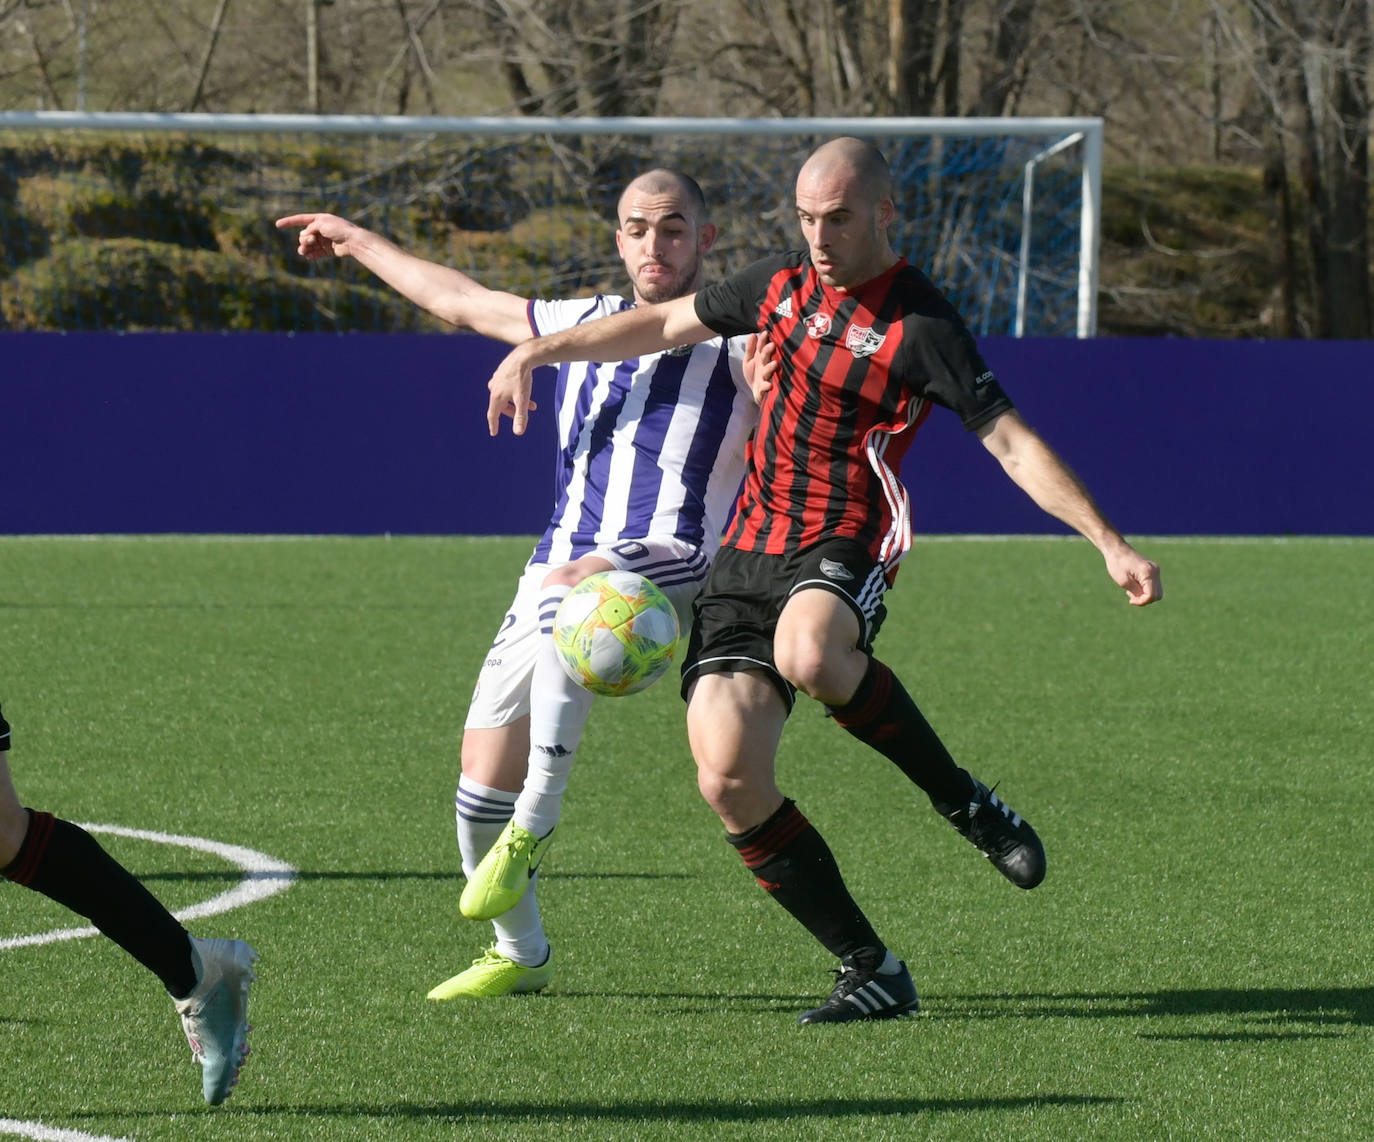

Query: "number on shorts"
left=489, top=612, right=516, bottom=648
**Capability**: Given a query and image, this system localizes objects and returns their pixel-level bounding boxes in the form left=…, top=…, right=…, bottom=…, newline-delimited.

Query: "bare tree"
left=1285, top=0, right=1371, bottom=337
left=1219, top=0, right=1372, bottom=337
left=7, top=0, right=70, bottom=109
left=380, top=0, right=443, bottom=114
left=710, top=0, right=1062, bottom=121
left=187, top=0, right=234, bottom=111
left=888, top=0, right=955, bottom=115
left=1003, top=0, right=1370, bottom=337
left=476, top=0, right=680, bottom=118
left=1250, top=5, right=1299, bottom=336
left=967, top=0, right=1039, bottom=115
left=682, top=0, right=892, bottom=116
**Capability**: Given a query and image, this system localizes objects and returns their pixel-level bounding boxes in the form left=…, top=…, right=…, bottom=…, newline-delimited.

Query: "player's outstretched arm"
left=977, top=410, right=1163, bottom=606
left=274, top=212, right=532, bottom=344
left=487, top=295, right=711, bottom=436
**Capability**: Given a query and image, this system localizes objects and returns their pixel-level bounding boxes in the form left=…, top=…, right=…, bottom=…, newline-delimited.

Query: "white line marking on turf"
left=0, top=1119, right=134, bottom=1142
left=0, top=825, right=296, bottom=950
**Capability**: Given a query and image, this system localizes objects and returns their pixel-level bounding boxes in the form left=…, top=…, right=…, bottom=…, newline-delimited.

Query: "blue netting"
left=0, top=125, right=1087, bottom=335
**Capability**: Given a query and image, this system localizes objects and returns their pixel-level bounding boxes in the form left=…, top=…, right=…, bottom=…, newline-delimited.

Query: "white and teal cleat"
left=174, top=935, right=259, bottom=1105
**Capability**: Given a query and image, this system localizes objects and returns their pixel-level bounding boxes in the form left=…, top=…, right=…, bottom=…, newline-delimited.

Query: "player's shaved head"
left=798, top=137, right=893, bottom=204
left=617, top=169, right=708, bottom=223
left=793, top=137, right=898, bottom=289
left=614, top=168, right=717, bottom=304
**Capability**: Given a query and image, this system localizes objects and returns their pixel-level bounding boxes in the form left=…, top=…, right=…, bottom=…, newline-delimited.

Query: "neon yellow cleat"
left=459, top=821, right=555, bottom=920
left=426, top=946, right=554, bottom=1000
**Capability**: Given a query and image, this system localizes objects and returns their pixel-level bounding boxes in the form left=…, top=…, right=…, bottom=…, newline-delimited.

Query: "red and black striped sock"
left=727, top=798, right=883, bottom=962
left=2, top=810, right=197, bottom=997
left=830, top=657, right=977, bottom=809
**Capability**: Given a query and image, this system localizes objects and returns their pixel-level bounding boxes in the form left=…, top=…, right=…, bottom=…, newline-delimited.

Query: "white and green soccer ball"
left=552, top=570, right=680, bottom=697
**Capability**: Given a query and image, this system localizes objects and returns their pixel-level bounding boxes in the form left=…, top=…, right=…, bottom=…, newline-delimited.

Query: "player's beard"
left=635, top=250, right=701, bottom=304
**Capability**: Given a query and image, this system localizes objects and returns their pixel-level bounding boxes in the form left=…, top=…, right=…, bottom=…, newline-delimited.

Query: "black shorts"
left=680, top=537, right=890, bottom=710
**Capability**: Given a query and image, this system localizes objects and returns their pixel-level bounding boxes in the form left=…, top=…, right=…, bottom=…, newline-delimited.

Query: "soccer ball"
left=552, top=570, right=680, bottom=697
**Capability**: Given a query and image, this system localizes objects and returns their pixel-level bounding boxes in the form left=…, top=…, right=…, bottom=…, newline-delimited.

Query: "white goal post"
left=0, top=112, right=1102, bottom=337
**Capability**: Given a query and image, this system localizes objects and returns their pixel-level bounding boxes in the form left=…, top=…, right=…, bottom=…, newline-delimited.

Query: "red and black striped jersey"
left=694, top=251, right=1013, bottom=580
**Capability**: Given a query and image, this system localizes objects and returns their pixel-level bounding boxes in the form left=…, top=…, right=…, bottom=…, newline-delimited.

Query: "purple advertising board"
left=2, top=332, right=1370, bottom=536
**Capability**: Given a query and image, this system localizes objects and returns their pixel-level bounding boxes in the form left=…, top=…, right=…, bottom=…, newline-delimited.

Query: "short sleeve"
left=530, top=296, right=623, bottom=337
left=695, top=254, right=797, bottom=338
left=900, top=314, right=1013, bottom=431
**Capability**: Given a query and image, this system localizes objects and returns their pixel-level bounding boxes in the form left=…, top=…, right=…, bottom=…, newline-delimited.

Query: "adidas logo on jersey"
left=773, top=296, right=794, bottom=318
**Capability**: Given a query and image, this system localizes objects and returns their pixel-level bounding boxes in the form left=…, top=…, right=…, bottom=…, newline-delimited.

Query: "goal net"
left=0, top=113, right=1101, bottom=337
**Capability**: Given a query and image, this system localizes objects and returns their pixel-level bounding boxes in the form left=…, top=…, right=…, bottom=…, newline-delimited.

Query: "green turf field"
left=1, top=535, right=1369, bottom=1141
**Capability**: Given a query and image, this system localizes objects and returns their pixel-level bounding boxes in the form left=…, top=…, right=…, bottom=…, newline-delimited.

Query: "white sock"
left=513, top=588, right=595, bottom=838
left=454, top=775, right=548, bottom=966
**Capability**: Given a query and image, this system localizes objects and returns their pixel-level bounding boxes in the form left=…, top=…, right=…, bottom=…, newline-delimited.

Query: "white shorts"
left=463, top=537, right=711, bottom=730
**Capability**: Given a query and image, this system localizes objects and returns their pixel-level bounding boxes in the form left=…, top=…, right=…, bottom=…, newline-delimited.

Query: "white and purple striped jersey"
left=525, top=294, right=757, bottom=568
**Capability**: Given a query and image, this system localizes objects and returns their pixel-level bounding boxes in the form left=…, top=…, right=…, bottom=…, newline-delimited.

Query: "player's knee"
left=696, top=766, right=764, bottom=821
left=693, top=746, right=781, bottom=825
left=773, top=630, right=832, bottom=697
left=695, top=765, right=732, bottom=814
left=459, top=729, right=528, bottom=792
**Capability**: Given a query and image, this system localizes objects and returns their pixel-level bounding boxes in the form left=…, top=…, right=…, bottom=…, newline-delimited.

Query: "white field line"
left=1, top=825, right=296, bottom=950
left=0, top=1119, right=136, bottom=1142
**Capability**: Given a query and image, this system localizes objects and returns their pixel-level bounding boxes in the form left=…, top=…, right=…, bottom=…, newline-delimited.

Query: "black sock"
left=830, top=658, right=977, bottom=809
left=728, top=798, right=883, bottom=962
left=2, top=810, right=197, bottom=997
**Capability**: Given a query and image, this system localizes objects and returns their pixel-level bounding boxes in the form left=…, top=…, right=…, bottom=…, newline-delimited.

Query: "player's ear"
left=698, top=222, right=718, bottom=254
left=875, top=197, right=895, bottom=230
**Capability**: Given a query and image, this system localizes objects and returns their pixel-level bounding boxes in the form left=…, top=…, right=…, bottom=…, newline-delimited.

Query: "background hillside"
left=2, top=0, right=1369, bottom=338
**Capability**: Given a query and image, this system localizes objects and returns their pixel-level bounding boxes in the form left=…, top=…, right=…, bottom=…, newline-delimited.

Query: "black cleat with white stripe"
left=941, top=776, right=1046, bottom=889
left=797, top=951, right=920, bottom=1024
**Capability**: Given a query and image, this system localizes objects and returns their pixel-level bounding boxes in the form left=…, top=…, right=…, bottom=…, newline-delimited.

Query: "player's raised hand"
left=742, top=333, right=778, bottom=405
left=486, top=345, right=540, bottom=436
left=274, top=212, right=354, bottom=260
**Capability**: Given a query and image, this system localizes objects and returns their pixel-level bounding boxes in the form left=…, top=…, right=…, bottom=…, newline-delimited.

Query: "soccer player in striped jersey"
left=483, top=138, right=1163, bottom=1023
left=0, top=697, right=258, bottom=1104
left=277, top=170, right=758, bottom=1000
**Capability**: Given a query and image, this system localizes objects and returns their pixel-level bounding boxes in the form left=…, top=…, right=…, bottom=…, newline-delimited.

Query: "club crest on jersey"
left=844, top=324, right=886, bottom=358
left=805, top=312, right=832, bottom=339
